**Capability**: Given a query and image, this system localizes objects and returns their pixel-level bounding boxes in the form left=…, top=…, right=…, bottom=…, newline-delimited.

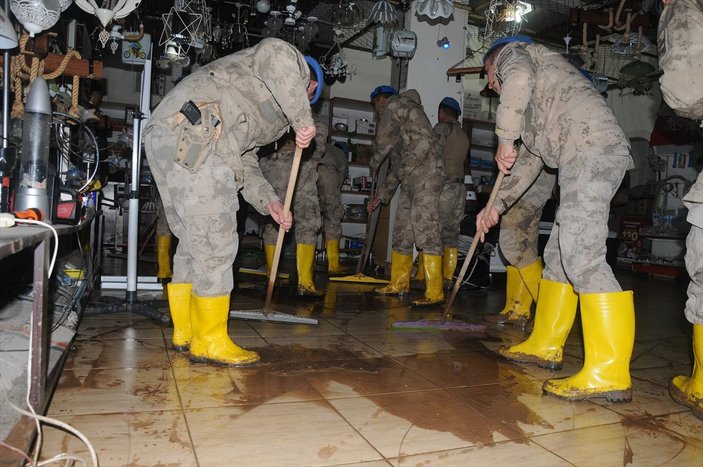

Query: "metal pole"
left=125, top=53, right=152, bottom=303
left=2, top=0, right=10, bottom=149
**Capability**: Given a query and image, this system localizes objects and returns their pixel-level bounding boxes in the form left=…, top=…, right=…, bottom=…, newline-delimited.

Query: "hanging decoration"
left=74, top=0, right=142, bottom=47
left=483, top=0, right=533, bottom=41
left=368, top=0, right=397, bottom=25
left=261, top=1, right=318, bottom=52
left=10, top=0, right=62, bottom=37
left=159, top=0, right=209, bottom=57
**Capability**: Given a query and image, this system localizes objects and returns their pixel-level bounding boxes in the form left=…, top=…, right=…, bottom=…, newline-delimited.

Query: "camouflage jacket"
left=685, top=172, right=703, bottom=228
left=492, top=42, right=632, bottom=213
left=434, top=120, right=469, bottom=182
left=146, top=38, right=314, bottom=214
left=370, top=89, right=442, bottom=203
left=493, top=42, right=630, bottom=164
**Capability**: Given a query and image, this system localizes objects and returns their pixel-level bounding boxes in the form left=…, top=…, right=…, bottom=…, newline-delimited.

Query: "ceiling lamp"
left=159, top=0, right=207, bottom=56
left=74, top=0, right=141, bottom=28
left=368, top=0, right=397, bottom=25
left=416, top=0, right=453, bottom=20
left=502, top=1, right=532, bottom=23
left=0, top=6, right=18, bottom=48
left=255, top=0, right=270, bottom=14
left=10, top=0, right=61, bottom=37
left=74, top=0, right=141, bottom=47
left=59, top=0, right=72, bottom=11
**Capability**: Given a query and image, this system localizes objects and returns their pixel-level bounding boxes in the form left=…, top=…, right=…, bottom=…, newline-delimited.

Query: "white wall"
left=329, top=48, right=393, bottom=102
left=404, top=9, right=467, bottom=123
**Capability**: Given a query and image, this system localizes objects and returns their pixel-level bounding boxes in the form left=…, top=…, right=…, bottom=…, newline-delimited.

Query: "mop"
left=329, top=158, right=389, bottom=284
left=392, top=173, right=505, bottom=332
left=230, top=146, right=318, bottom=325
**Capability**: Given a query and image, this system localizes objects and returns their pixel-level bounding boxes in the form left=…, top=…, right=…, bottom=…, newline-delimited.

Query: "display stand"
left=89, top=50, right=169, bottom=324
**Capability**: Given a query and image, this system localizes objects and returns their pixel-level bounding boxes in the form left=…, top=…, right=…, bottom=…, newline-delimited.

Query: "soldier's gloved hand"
left=475, top=206, right=500, bottom=243
left=495, top=141, right=518, bottom=174
left=367, top=196, right=381, bottom=213
left=267, top=200, right=293, bottom=231
left=295, top=126, right=317, bottom=148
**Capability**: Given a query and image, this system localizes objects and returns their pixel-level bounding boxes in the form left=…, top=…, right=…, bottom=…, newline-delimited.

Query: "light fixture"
left=74, top=0, right=141, bottom=28
left=0, top=6, right=18, bottom=49
left=390, top=30, right=417, bottom=59
left=255, top=0, right=270, bottom=14
left=10, top=0, right=61, bottom=37
left=159, top=1, right=207, bottom=56
left=437, top=36, right=450, bottom=49
left=416, top=0, right=453, bottom=20
left=368, top=0, right=397, bottom=25
left=502, top=1, right=532, bottom=23
left=58, top=0, right=72, bottom=11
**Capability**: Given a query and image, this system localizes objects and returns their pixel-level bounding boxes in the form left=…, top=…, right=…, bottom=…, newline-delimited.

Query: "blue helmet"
left=439, top=96, right=461, bottom=114
left=304, top=55, right=324, bottom=105
left=370, top=85, right=398, bottom=100
left=483, top=35, right=533, bottom=64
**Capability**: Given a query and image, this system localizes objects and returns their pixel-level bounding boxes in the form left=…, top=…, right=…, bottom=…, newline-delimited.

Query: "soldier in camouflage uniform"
left=485, top=168, right=555, bottom=327
left=367, top=86, right=445, bottom=306
left=259, top=132, right=323, bottom=297
left=144, top=38, right=318, bottom=366
left=155, top=198, right=173, bottom=284
left=316, top=143, right=349, bottom=275
left=659, top=0, right=703, bottom=420
left=417, top=97, right=469, bottom=287
left=476, top=37, right=635, bottom=402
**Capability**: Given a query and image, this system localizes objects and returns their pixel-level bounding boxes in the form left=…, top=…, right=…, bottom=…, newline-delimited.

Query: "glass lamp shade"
left=59, top=0, right=72, bottom=11
left=10, top=0, right=61, bottom=37
left=0, top=7, right=19, bottom=49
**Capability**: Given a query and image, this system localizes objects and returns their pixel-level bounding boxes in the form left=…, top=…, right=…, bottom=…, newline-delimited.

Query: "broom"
left=392, top=172, right=505, bottom=331
left=329, top=158, right=389, bottom=284
left=230, top=145, right=318, bottom=325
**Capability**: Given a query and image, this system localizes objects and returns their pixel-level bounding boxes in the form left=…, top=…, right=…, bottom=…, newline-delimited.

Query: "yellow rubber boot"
left=167, top=282, right=192, bottom=352
left=297, top=243, right=324, bottom=297
left=669, top=324, right=703, bottom=419
left=156, top=235, right=173, bottom=281
left=520, top=258, right=543, bottom=302
left=413, top=254, right=445, bottom=306
left=375, top=251, right=412, bottom=295
left=326, top=239, right=344, bottom=275
left=543, top=291, right=635, bottom=402
left=498, top=279, right=578, bottom=370
left=264, top=243, right=275, bottom=274
left=486, top=259, right=543, bottom=326
left=442, top=247, right=458, bottom=283
left=189, top=293, right=259, bottom=366
left=414, top=252, right=425, bottom=282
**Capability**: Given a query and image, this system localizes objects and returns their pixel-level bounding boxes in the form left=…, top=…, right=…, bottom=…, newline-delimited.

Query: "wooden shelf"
left=331, top=129, right=375, bottom=142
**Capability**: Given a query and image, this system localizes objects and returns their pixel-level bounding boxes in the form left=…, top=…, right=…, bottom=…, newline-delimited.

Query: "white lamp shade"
left=416, top=0, right=453, bottom=20
left=10, top=0, right=61, bottom=37
left=0, top=7, right=18, bottom=49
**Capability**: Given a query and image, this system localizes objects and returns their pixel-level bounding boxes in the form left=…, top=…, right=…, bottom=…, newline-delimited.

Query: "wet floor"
left=40, top=264, right=703, bottom=466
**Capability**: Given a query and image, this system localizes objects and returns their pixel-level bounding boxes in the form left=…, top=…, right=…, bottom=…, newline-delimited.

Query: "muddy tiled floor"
left=40, top=269, right=703, bottom=466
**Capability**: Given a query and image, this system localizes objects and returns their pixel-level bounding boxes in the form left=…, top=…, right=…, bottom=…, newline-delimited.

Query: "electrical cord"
left=53, top=112, right=101, bottom=194
left=13, top=219, right=59, bottom=277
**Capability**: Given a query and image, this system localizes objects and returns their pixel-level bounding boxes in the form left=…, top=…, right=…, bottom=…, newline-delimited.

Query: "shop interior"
left=1, top=1, right=702, bottom=465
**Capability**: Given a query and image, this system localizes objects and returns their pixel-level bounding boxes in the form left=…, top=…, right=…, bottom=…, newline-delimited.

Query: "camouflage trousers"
left=145, top=125, right=242, bottom=297
left=316, top=164, right=344, bottom=242
left=260, top=154, right=321, bottom=246
left=499, top=169, right=555, bottom=268
left=155, top=198, right=171, bottom=237
left=393, top=173, right=443, bottom=256
left=438, top=181, right=466, bottom=249
left=543, top=148, right=629, bottom=293
left=685, top=223, right=703, bottom=324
